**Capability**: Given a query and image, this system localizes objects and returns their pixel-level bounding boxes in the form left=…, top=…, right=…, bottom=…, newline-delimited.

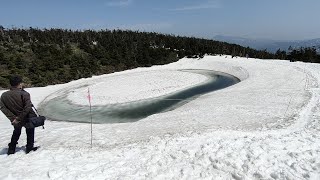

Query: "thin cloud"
left=106, top=0, right=133, bottom=7
left=171, top=0, right=221, bottom=11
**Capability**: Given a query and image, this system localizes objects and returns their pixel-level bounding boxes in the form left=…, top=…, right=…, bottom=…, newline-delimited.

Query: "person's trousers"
left=10, top=126, right=35, bottom=149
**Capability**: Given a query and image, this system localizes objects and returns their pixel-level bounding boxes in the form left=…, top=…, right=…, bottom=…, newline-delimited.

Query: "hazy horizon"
left=1, top=0, right=320, bottom=41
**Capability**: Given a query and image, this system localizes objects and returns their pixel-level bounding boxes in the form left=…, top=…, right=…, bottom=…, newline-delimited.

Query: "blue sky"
left=1, top=0, right=319, bottom=40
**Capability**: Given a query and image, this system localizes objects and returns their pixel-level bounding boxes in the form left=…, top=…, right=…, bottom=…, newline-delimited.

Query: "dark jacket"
left=0, top=88, right=37, bottom=126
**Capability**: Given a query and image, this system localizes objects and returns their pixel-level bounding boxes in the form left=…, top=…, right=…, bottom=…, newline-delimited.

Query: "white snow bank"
left=67, top=70, right=208, bottom=105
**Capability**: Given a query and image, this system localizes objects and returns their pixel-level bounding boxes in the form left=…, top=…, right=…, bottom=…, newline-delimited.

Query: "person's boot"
left=26, top=146, right=39, bottom=154
left=7, top=143, right=17, bottom=155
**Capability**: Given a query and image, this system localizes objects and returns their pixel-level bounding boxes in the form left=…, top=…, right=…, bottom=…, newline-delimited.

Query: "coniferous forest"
left=0, top=26, right=319, bottom=88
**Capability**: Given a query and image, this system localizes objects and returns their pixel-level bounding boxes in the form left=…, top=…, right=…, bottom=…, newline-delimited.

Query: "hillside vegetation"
left=0, top=26, right=295, bottom=87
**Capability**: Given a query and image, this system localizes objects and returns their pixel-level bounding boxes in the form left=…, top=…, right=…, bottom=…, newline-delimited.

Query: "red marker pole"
left=87, top=87, right=93, bottom=148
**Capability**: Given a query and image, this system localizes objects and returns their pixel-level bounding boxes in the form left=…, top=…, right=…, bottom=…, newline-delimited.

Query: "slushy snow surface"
left=0, top=56, right=320, bottom=179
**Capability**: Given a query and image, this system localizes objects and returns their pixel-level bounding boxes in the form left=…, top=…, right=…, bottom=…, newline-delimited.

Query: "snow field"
left=0, top=56, right=320, bottom=179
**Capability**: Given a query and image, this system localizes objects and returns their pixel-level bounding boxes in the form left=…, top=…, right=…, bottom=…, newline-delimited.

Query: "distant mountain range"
left=213, top=35, right=320, bottom=53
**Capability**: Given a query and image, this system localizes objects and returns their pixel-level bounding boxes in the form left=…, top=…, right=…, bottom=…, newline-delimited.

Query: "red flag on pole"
left=87, top=88, right=92, bottom=105
left=87, top=87, right=93, bottom=148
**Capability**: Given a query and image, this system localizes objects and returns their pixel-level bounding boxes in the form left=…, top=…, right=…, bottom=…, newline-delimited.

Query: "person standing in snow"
left=0, top=75, right=39, bottom=155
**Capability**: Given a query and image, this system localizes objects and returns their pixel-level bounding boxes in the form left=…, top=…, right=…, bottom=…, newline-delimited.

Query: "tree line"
left=0, top=26, right=318, bottom=88
left=275, top=46, right=320, bottom=63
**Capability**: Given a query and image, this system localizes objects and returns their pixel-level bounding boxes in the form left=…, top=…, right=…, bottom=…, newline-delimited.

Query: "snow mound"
left=67, top=70, right=208, bottom=105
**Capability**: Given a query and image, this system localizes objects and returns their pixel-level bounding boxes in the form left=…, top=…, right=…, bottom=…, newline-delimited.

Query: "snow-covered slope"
left=0, top=56, right=319, bottom=179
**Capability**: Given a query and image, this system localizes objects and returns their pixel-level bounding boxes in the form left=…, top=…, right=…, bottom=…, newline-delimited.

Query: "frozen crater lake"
left=39, top=69, right=239, bottom=123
